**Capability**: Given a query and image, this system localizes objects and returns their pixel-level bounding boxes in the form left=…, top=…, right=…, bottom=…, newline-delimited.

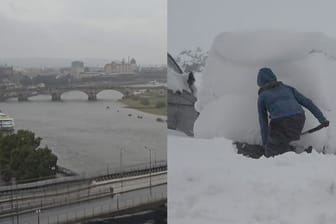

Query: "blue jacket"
left=257, top=68, right=327, bottom=145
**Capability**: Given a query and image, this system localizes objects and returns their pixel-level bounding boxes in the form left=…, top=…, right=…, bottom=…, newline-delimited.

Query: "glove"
left=321, top=120, right=330, bottom=127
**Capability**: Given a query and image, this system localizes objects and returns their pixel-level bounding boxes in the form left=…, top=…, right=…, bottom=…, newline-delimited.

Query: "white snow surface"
left=168, top=134, right=336, bottom=224
left=195, top=31, right=336, bottom=152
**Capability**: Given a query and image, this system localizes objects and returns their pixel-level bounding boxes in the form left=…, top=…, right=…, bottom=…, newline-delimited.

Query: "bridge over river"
left=0, top=161, right=167, bottom=224
left=0, top=84, right=165, bottom=101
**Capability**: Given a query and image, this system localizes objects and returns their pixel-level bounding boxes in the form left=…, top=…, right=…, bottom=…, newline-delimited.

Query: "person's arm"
left=258, top=95, right=268, bottom=145
left=291, top=87, right=328, bottom=123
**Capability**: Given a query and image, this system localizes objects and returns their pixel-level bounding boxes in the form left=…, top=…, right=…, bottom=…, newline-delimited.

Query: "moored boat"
left=0, top=113, right=15, bottom=133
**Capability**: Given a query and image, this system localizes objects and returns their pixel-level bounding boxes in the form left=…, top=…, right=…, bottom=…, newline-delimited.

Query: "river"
left=0, top=91, right=166, bottom=175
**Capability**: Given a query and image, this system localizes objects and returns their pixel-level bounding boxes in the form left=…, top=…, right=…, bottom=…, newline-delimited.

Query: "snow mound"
left=195, top=31, right=336, bottom=152
left=169, top=134, right=336, bottom=224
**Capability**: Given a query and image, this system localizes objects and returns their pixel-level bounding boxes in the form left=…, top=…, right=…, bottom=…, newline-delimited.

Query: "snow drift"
left=195, top=31, right=336, bottom=153
left=168, top=133, right=336, bottom=224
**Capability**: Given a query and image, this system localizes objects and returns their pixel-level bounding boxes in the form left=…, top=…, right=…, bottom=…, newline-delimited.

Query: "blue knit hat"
left=257, top=67, right=277, bottom=87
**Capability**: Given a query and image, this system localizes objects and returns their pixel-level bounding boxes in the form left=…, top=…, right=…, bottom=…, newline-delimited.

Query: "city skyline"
left=0, top=56, right=165, bottom=68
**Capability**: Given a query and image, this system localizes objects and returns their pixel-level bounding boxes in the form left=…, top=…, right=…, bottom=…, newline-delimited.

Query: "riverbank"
left=0, top=165, right=76, bottom=186
left=120, top=95, right=167, bottom=116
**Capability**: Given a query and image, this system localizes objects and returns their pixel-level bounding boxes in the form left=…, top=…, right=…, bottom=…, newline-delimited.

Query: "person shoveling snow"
left=237, top=67, right=330, bottom=158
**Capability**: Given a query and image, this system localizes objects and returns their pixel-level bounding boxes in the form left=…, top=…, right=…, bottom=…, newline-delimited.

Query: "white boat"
left=0, top=113, right=15, bottom=132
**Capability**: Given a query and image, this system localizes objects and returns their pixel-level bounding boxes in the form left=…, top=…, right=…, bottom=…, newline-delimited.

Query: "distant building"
left=0, top=80, right=18, bottom=90
left=79, top=71, right=105, bottom=78
left=71, top=61, right=84, bottom=78
left=60, top=67, right=71, bottom=76
left=0, top=66, right=13, bottom=79
left=104, top=57, right=137, bottom=74
left=138, top=66, right=166, bottom=76
left=0, top=66, right=17, bottom=89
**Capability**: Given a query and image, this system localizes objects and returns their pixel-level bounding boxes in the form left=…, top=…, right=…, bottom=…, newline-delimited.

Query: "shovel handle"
left=301, top=124, right=326, bottom=135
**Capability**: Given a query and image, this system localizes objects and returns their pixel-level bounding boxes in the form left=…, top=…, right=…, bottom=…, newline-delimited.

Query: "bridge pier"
left=18, top=93, right=29, bottom=101
left=88, top=95, right=97, bottom=101
left=123, top=90, right=130, bottom=97
left=51, top=92, right=62, bottom=101
left=87, top=90, right=98, bottom=101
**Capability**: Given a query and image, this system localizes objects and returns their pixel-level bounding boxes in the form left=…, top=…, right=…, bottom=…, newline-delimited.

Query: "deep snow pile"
left=168, top=133, right=336, bottom=224
left=195, top=31, right=336, bottom=153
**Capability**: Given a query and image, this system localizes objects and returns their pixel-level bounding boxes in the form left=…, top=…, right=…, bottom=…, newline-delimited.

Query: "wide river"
left=0, top=91, right=166, bottom=175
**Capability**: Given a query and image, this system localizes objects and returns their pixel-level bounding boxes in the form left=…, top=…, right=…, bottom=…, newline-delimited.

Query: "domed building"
left=104, top=57, right=137, bottom=74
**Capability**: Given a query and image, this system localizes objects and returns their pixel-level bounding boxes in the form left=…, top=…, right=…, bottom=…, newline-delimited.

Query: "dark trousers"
left=265, top=113, right=305, bottom=157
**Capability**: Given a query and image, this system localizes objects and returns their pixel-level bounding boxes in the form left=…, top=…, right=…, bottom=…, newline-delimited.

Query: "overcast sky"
left=169, top=0, right=336, bottom=55
left=0, top=0, right=166, bottom=65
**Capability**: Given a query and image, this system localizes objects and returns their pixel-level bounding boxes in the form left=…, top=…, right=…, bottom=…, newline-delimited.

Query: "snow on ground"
left=195, top=31, right=336, bottom=153
left=168, top=133, right=336, bottom=224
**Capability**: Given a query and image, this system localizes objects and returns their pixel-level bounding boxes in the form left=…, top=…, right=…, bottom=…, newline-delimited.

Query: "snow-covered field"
left=168, top=132, right=336, bottom=224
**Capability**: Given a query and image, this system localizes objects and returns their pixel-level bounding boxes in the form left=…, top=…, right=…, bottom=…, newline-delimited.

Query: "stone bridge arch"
left=50, top=89, right=91, bottom=101
left=50, top=87, right=132, bottom=101
left=95, top=88, right=130, bottom=99
left=0, top=86, right=144, bottom=102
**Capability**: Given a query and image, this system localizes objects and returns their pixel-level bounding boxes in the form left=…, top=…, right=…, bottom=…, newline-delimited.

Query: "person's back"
left=257, top=68, right=329, bottom=157
left=259, top=82, right=304, bottom=120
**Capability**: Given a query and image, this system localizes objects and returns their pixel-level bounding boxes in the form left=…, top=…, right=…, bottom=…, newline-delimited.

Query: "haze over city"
left=0, top=0, right=166, bottom=66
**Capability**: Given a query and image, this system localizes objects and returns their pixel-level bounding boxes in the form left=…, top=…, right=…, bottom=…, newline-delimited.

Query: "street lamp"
left=145, top=146, right=152, bottom=197
left=116, top=193, right=120, bottom=210
left=36, top=209, right=41, bottom=224
left=11, top=177, right=16, bottom=224
left=14, top=179, right=19, bottom=224
left=119, top=147, right=125, bottom=191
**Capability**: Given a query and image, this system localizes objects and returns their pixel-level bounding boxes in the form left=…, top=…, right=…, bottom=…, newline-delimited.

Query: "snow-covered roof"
left=167, top=67, right=191, bottom=93
left=167, top=54, right=192, bottom=94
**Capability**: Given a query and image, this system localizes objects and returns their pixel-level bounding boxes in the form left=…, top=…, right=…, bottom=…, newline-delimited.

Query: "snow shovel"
left=301, top=123, right=328, bottom=136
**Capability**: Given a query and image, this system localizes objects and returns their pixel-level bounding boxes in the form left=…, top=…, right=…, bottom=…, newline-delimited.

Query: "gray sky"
left=169, top=0, right=336, bottom=55
left=0, top=0, right=166, bottom=65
